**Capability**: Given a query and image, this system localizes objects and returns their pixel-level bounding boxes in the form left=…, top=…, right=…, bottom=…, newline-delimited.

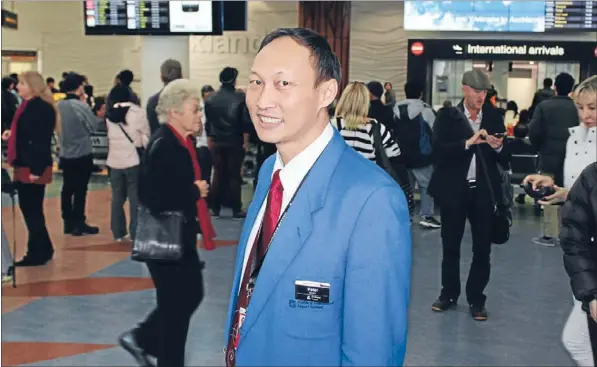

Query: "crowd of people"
left=1, top=26, right=596, bottom=367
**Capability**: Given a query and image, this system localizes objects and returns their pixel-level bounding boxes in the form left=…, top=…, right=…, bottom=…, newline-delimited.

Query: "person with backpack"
left=393, top=81, right=441, bottom=229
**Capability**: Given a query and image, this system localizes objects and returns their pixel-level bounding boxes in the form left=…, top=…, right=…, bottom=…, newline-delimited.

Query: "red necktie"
left=225, top=169, right=284, bottom=367
left=260, top=169, right=284, bottom=254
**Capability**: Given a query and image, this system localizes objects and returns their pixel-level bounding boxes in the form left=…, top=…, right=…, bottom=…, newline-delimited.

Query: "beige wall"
left=189, top=1, right=298, bottom=89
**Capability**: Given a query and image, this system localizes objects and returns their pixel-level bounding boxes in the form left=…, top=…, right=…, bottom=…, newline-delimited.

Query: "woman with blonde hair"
left=332, top=81, right=414, bottom=215
left=524, top=75, right=597, bottom=366
left=0, top=71, right=58, bottom=266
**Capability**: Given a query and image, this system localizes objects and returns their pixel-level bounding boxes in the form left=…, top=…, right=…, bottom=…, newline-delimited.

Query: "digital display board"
left=404, top=1, right=547, bottom=32
left=545, top=0, right=597, bottom=30
left=84, top=0, right=222, bottom=35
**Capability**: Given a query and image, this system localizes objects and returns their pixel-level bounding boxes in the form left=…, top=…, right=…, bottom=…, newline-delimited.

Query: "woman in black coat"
left=118, top=79, right=213, bottom=367
left=1, top=71, right=57, bottom=267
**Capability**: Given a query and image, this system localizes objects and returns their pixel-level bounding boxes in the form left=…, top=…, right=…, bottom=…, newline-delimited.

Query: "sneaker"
left=470, top=304, right=488, bottom=321
left=420, top=216, right=441, bottom=229
left=532, top=236, right=557, bottom=247
left=118, top=330, right=155, bottom=367
left=232, top=211, right=247, bottom=220
left=116, top=234, right=131, bottom=242
left=431, top=297, right=457, bottom=312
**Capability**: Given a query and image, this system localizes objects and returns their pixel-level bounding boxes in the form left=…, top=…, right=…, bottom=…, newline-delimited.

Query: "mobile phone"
left=492, top=132, right=505, bottom=138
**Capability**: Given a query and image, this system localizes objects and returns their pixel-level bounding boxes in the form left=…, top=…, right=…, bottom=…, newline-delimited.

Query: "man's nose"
left=256, top=84, right=277, bottom=110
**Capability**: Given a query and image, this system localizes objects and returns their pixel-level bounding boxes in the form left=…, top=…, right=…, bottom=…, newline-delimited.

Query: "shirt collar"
left=273, top=123, right=334, bottom=195
left=464, top=105, right=482, bottom=124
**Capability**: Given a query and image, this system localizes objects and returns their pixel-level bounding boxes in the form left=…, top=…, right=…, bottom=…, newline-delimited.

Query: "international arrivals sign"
left=462, top=44, right=565, bottom=56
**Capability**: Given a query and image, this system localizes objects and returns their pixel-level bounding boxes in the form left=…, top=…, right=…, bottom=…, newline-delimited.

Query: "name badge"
left=295, top=280, right=330, bottom=304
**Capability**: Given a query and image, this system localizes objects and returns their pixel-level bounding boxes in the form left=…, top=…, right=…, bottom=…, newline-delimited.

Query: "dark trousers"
left=253, top=142, right=277, bottom=190
left=109, top=166, right=139, bottom=240
left=60, top=154, right=93, bottom=225
left=135, top=249, right=204, bottom=367
left=16, top=183, right=53, bottom=260
left=197, top=146, right=212, bottom=185
left=211, top=145, right=244, bottom=213
left=439, top=184, right=494, bottom=307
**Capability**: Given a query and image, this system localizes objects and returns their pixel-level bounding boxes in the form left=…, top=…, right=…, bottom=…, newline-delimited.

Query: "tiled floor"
left=1, top=178, right=577, bottom=366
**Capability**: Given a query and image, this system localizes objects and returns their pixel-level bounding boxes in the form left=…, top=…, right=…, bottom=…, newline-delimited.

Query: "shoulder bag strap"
left=371, top=121, right=392, bottom=170
left=477, top=145, right=497, bottom=210
left=117, top=123, right=135, bottom=145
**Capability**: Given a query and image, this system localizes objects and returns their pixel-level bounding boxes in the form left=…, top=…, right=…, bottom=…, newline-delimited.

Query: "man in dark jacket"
left=529, top=78, right=555, bottom=117
left=428, top=69, right=508, bottom=321
left=366, top=81, right=394, bottom=129
left=205, top=67, right=250, bottom=219
left=529, top=72, right=579, bottom=186
left=146, top=59, right=183, bottom=134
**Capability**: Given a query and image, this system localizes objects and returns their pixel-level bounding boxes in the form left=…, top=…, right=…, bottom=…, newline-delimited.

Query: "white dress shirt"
left=464, top=107, right=483, bottom=180
left=238, top=123, right=335, bottom=292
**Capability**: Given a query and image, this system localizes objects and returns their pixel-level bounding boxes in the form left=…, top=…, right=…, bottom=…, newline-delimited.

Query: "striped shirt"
left=331, top=117, right=400, bottom=161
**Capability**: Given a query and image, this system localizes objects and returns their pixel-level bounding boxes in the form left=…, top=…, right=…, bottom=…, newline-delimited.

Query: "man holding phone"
left=428, top=69, right=508, bottom=321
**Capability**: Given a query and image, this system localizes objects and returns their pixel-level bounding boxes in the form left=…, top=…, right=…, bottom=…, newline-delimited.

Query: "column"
left=299, top=1, right=351, bottom=92
left=140, top=36, right=190, bottom=104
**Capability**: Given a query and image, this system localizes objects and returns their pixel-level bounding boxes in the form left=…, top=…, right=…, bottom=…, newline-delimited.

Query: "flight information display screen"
left=404, top=1, right=547, bottom=32
left=84, top=0, right=222, bottom=35
left=545, top=0, right=597, bottom=30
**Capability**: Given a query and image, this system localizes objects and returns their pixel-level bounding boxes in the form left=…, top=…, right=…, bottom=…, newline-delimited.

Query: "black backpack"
left=394, top=104, right=434, bottom=168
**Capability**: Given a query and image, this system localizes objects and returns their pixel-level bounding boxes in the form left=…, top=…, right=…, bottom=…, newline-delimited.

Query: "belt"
left=467, top=179, right=477, bottom=188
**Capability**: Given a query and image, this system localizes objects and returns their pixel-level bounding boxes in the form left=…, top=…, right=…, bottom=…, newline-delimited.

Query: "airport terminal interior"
left=1, top=0, right=597, bottom=366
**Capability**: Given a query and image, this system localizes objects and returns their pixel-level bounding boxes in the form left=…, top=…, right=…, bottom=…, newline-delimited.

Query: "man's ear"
left=318, top=79, right=338, bottom=111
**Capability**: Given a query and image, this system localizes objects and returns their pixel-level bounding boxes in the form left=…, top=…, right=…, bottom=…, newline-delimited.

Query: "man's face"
left=48, top=82, right=54, bottom=89
left=246, top=37, right=337, bottom=152
left=96, top=104, right=106, bottom=118
left=462, top=85, right=487, bottom=111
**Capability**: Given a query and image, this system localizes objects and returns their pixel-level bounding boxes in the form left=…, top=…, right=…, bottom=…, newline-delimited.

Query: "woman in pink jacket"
left=106, top=85, right=150, bottom=241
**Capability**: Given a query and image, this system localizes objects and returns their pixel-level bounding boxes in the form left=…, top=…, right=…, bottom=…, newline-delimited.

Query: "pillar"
left=299, top=1, right=351, bottom=92
left=140, top=36, right=190, bottom=104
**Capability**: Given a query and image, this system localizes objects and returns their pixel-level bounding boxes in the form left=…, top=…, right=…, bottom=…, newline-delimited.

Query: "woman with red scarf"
left=1, top=71, right=57, bottom=267
left=118, top=79, right=216, bottom=367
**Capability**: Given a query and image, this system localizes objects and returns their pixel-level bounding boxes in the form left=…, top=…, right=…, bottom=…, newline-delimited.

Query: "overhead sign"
left=1, top=9, right=18, bottom=29
left=463, top=44, right=566, bottom=57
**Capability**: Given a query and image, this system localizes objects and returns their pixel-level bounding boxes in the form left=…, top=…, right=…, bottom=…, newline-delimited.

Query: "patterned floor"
left=1, top=179, right=577, bottom=366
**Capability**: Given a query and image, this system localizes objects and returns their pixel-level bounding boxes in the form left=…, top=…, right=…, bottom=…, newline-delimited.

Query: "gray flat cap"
left=462, top=69, right=491, bottom=90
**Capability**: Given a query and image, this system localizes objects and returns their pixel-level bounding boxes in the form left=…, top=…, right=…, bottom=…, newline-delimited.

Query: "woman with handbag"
left=118, top=79, right=214, bottom=367
left=0, top=71, right=58, bottom=267
left=106, top=85, right=150, bottom=241
left=331, top=82, right=414, bottom=215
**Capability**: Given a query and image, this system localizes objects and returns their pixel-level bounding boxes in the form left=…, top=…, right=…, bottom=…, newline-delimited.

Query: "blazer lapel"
left=239, top=131, right=347, bottom=343
left=224, top=158, right=273, bottom=345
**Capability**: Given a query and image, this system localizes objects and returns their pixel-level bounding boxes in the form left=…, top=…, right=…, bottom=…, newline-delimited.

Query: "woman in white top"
left=331, top=81, right=414, bottom=215
left=106, top=85, right=150, bottom=241
left=525, top=75, right=597, bottom=366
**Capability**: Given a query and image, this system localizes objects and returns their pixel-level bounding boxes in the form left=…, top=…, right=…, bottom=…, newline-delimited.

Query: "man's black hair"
left=201, top=85, right=215, bottom=96
left=118, top=69, right=134, bottom=87
left=62, top=72, right=86, bottom=93
left=404, top=80, right=424, bottom=99
left=555, top=72, right=575, bottom=96
left=366, top=81, right=384, bottom=99
left=46, top=77, right=55, bottom=84
left=259, top=28, right=341, bottom=87
left=62, top=72, right=69, bottom=78
left=543, top=78, right=553, bottom=88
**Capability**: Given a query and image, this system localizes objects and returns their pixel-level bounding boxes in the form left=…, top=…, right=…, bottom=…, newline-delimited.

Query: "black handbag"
left=478, top=146, right=513, bottom=245
left=131, top=204, right=186, bottom=262
left=117, top=123, right=145, bottom=161
left=371, top=121, right=416, bottom=215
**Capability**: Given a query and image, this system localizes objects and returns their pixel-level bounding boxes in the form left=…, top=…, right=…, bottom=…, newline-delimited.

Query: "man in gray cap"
left=146, top=59, right=183, bottom=133
left=428, top=68, right=507, bottom=321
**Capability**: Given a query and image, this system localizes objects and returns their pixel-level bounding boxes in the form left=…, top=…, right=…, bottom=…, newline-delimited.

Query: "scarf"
left=167, top=125, right=217, bottom=250
left=7, top=98, right=30, bottom=166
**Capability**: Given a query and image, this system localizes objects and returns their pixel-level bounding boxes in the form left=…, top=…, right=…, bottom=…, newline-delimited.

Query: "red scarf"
left=167, top=125, right=217, bottom=251
left=7, top=99, right=30, bottom=166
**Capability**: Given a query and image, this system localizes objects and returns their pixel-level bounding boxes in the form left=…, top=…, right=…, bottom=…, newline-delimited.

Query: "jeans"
left=60, top=154, right=93, bottom=225
left=409, top=165, right=435, bottom=217
left=110, top=166, right=140, bottom=240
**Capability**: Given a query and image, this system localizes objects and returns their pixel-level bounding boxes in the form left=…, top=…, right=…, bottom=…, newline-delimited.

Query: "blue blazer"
left=225, top=130, right=412, bottom=366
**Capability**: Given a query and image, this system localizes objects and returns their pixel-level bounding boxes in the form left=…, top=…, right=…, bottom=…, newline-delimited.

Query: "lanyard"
left=248, top=150, right=326, bottom=284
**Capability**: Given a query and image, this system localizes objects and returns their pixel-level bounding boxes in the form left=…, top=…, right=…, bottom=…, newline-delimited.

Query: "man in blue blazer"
left=224, top=28, right=412, bottom=367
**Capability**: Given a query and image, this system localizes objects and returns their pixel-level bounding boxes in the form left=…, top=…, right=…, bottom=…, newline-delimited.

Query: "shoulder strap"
left=477, top=146, right=497, bottom=209
left=117, top=123, right=135, bottom=145
left=398, top=105, right=409, bottom=122
left=371, top=121, right=392, bottom=170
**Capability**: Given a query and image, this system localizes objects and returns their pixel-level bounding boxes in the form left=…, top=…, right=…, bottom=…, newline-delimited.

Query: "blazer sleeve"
left=561, top=166, right=597, bottom=309
left=27, top=102, right=56, bottom=176
left=143, top=139, right=201, bottom=214
left=342, top=185, right=411, bottom=366
left=432, top=107, right=468, bottom=158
